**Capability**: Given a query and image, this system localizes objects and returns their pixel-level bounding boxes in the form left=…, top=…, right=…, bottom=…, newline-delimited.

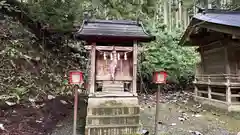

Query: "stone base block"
left=85, top=96, right=140, bottom=135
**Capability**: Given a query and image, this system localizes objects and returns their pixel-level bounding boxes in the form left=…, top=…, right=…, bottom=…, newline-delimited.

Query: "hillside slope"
left=0, top=14, right=86, bottom=135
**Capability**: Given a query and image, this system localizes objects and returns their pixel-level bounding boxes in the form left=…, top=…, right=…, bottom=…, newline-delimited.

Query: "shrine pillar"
left=132, top=42, right=138, bottom=96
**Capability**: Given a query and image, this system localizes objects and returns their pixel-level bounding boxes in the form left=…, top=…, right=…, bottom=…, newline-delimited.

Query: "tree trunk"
left=179, top=0, right=183, bottom=29
left=169, top=0, right=172, bottom=31
left=175, top=0, right=179, bottom=28
left=163, top=0, right=169, bottom=28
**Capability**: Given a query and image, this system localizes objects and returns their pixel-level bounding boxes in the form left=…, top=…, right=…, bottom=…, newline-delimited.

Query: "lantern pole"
left=73, top=84, right=82, bottom=135
left=154, top=84, right=160, bottom=135
left=69, top=71, right=83, bottom=135
left=73, top=85, right=78, bottom=135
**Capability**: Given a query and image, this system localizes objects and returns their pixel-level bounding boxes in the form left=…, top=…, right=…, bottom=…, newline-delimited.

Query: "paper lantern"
left=69, top=71, right=83, bottom=84
left=153, top=71, right=167, bottom=84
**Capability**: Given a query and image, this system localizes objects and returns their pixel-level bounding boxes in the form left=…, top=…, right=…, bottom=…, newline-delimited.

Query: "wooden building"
left=74, top=19, right=155, bottom=134
left=179, top=10, right=240, bottom=111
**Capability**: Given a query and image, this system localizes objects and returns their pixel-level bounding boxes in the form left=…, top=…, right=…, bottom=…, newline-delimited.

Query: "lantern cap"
left=153, top=69, right=167, bottom=73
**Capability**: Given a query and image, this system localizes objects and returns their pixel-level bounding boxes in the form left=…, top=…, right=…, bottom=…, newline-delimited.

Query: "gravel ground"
left=140, top=103, right=239, bottom=135
left=51, top=92, right=240, bottom=135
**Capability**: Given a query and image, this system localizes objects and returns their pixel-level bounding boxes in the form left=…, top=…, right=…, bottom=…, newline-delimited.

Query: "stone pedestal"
left=85, top=95, right=140, bottom=135
left=102, top=81, right=124, bottom=92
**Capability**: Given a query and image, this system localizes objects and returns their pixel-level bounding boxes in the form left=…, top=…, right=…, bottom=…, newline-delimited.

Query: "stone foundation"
left=85, top=95, right=140, bottom=135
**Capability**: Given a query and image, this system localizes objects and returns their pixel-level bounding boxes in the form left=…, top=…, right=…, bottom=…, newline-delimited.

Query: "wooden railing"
left=194, top=74, right=240, bottom=86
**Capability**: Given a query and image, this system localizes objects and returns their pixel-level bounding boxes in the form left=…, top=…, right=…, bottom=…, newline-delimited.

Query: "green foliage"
left=139, top=17, right=199, bottom=87
left=27, top=0, right=81, bottom=31
left=25, top=0, right=200, bottom=88
left=3, top=0, right=201, bottom=95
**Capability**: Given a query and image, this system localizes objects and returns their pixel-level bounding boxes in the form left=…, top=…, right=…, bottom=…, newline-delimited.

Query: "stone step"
left=86, top=115, right=140, bottom=125
left=102, top=87, right=124, bottom=89
left=85, top=126, right=139, bottom=135
left=102, top=85, right=124, bottom=88
left=87, top=106, right=140, bottom=115
left=102, top=89, right=124, bottom=92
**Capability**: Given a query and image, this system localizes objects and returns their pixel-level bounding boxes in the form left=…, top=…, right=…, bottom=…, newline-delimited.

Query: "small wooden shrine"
left=74, top=18, right=155, bottom=134
left=180, top=10, right=240, bottom=112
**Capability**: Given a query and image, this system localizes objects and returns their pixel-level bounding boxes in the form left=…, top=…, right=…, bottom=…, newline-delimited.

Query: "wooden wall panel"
left=203, top=47, right=225, bottom=74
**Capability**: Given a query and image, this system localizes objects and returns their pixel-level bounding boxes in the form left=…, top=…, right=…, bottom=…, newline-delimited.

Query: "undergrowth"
left=0, top=15, right=87, bottom=104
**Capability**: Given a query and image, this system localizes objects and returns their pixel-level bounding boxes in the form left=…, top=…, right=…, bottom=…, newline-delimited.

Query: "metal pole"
left=154, top=85, right=160, bottom=135
left=73, top=86, right=79, bottom=135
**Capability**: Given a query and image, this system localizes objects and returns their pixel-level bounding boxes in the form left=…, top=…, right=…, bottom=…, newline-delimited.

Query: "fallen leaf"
left=60, top=100, right=68, bottom=105
left=29, top=98, right=35, bottom=102
left=0, top=123, right=5, bottom=131
left=48, top=95, right=55, bottom=100
left=56, top=124, right=63, bottom=127
left=178, top=117, right=185, bottom=121
left=5, top=101, right=16, bottom=106
left=192, top=114, right=202, bottom=118
left=36, top=120, right=42, bottom=123
left=190, top=131, right=203, bottom=135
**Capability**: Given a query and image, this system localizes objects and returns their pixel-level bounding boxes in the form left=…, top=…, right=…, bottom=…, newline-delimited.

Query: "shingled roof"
left=179, top=10, right=240, bottom=46
left=74, top=19, right=155, bottom=45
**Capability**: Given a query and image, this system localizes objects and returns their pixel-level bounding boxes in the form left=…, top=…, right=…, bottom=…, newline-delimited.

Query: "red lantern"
left=153, top=71, right=168, bottom=84
left=69, top=71, right=83, bottom=85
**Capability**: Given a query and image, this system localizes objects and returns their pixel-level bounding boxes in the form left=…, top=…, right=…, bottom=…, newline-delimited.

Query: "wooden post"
left=154, top=85, right=160, bottom=135
left=200, top=47, right=206, bottom=73
left=73, top=87, right=79, bottom=135
left=226, top=76, right=231, bottom=104
left=208, top=76, right=212, bottom=99
left=90, top=43, right=96, bottom=94
left=224, top=45, right=231, bottom=104
left=132, top=42, right=138, bottom=96
left=194, top=77, right=198, bottom=101
left=224, top=46, right=230, bottom=75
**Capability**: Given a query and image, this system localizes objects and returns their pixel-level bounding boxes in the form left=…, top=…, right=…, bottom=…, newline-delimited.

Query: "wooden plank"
left=195, top=96, right=228, bottom=104
left=231, top=102, right=240, bottom=105
left=231, top=94, right=240, bottom=98
left=200, top=22, right=240, bottom=36
left=202, top=41, right=223, bottom=55
left=198, top=91, right=208, bottom=94
left=84, top=45, right=141, bottom=51
left=194, top=81, right=227, bottom=86
left=211, top=92, right=226, bottom=97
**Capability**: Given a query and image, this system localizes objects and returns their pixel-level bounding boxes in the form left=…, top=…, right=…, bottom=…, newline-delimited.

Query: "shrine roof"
left=74, top=19, right=155, bottom=44
left=179, top=10, right=240, bottom=46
